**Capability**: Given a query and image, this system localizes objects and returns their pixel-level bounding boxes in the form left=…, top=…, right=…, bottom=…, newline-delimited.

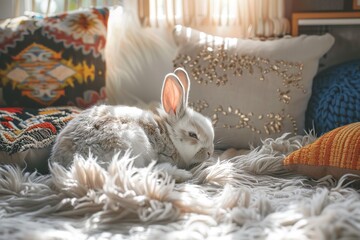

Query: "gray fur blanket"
left=1, top=133, right=360, bottom=240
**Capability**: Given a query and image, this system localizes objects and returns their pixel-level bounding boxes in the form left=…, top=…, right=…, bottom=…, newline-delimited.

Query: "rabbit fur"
left=50, top=68, right=214, bottom=181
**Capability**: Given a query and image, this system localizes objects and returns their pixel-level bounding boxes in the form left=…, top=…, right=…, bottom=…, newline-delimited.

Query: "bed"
left=1, top=1, right=360, bottom=239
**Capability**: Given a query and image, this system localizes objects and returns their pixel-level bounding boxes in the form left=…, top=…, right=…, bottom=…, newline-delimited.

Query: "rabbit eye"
left=188, top=131, right=198, bottom=140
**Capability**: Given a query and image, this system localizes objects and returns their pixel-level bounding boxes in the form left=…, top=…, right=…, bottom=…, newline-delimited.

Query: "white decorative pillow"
left=173, top=26, right=335, bottom=149
left=105, top=6, right=176, bottom=106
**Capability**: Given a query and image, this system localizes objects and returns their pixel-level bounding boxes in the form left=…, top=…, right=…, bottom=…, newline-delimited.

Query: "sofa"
left=1, top=3, right=360, bottom=239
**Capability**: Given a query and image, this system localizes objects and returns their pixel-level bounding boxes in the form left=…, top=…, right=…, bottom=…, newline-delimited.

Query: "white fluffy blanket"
left=1, top=134, right=360, bottom=240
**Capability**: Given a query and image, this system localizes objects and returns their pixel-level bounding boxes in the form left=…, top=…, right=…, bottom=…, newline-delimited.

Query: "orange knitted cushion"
left=283, top=122, right=360, bottom=179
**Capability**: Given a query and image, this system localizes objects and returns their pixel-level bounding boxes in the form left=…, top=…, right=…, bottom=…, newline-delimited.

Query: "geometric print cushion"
left=305, top=59, right=360, bottom=136
left=0, top=8, right=109, bottom=108
left=0, top=106, right=81, bottom=154
left=0, top=106, right=81, bottom=173
left=283, top=122, right=360, bottom=180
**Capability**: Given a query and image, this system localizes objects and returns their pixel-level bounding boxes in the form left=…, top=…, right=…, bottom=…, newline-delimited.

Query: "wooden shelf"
left=292, top=12, right=360, bottom=36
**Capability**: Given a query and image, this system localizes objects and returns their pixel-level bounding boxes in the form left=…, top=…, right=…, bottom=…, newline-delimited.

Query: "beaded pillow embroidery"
left=0, top=106, right=81, bottom=170
left=173, top=26, right=335, bottom=149
left=305, top=59, right=360, bottom=136
left=284, top=122, right=360, bottom=180
left=0, top=8, right=109, bottom=108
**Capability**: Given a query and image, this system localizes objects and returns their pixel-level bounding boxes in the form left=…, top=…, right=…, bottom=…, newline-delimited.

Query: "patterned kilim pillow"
left=0, top=106, right=81, bottom=172
left=283, top=122, right=360, bottom=179
left=0, top=8, right=109, bottom=108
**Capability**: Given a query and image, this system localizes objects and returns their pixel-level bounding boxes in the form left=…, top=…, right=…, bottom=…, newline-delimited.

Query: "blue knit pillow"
left=305, top=60, right=360, bottom=135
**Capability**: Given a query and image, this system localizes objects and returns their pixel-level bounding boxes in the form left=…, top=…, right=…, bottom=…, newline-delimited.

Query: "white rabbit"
left=49, top=68, right=214, bottom=179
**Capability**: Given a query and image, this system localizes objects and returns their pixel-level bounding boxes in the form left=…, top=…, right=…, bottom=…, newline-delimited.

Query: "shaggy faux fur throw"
left=1, top=133, right=360, bottom=240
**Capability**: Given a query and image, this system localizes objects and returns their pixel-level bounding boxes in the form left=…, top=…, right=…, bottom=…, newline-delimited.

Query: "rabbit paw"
left=156, top=162, right=193, bottom=182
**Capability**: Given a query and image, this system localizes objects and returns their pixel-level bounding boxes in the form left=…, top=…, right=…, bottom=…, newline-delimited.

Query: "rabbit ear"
left=174, top=67, right=190, bottom=105
left=161, top=73, right=186, bottom=117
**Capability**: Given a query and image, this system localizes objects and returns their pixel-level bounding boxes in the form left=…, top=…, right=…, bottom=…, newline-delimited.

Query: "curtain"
left=10, top=0, right=120, bottom=18
left=10, top=0, right=290, bottom=38
left=138, top=0, right=290, bottom=38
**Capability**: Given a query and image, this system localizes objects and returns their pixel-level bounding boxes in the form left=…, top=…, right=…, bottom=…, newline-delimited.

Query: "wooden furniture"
left=354, top=0, right=360, bottom=10
left=292, top=12, right=360, bottom=36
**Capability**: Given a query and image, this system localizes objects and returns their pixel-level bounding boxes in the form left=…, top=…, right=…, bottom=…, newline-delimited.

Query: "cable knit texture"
left=306, top=60, right=360, bottom=135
